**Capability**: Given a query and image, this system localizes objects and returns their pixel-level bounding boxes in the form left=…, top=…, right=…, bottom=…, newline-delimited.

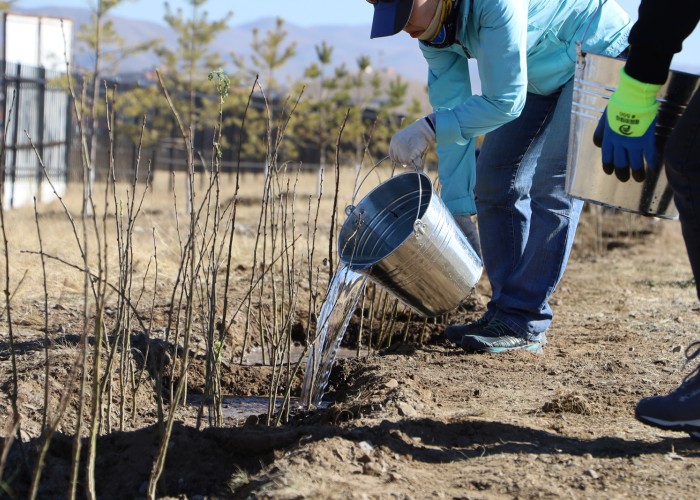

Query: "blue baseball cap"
left=369, top=0, right=414, bottom=39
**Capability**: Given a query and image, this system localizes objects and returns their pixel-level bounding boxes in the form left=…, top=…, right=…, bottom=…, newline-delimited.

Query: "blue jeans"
left=665, top=87, right=700, bottom=300
left=475, top=79, right=582, bottom=341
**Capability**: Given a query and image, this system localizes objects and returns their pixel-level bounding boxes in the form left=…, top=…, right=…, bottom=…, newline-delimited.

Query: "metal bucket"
left=567, top=50, right=700, bottom=219
left=338, top=171, right=482, bottom=317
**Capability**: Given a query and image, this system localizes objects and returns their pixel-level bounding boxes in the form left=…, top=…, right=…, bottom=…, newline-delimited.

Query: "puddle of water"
left=300, top=264, right=367, bottom=409
left=189, top=395, right=308, bottom=421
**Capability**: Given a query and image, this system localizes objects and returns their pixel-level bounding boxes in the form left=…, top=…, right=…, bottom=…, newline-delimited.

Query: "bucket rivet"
left=413, top=219, right=427, bottom=238
left=345, top=205, right=355, bottom=216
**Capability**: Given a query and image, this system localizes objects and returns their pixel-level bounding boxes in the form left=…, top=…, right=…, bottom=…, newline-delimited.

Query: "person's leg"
left=453, top=214, right=481, bottom=257
left=473, top=79, right=581, bottom=342
left=445, top=91, right=554, bottom=346
left=665, top=88, right=700, bottom=298
left=636, top=88, right=700, bottom=432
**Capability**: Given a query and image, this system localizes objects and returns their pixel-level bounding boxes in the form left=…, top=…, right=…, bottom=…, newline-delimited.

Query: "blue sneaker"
left=635, top=342, right=700, bottom=432
left=460, top=319, right=544, bottom=354
left=445, top=316, right=489, bottom=344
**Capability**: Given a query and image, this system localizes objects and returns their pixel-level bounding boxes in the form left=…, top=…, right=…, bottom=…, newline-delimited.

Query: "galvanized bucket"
left=338, top=171, right=482, bottom=317
left=567, top=50, right=700, bottom=219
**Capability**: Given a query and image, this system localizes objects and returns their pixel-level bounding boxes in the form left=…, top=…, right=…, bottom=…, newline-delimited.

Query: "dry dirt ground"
left=3, top=177, right=700, bottom=498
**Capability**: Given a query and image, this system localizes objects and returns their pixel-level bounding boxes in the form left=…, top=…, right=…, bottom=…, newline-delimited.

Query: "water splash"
left=301, top=264, right=367, bottom=408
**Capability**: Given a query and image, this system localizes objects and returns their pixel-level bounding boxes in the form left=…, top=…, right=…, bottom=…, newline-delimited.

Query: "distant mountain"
left=5, top=6, right=483, bottom=110
left=9, top=7, right=422, bottom=81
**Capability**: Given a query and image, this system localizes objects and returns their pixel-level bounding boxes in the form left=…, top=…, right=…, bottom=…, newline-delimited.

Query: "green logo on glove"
left=606, top=69, right=661, bottom=139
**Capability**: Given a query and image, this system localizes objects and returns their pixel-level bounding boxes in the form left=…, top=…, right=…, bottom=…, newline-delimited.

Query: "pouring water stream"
left=299, top=157, right=391, bottom=409
left=300, top=264, right=367, bottom=408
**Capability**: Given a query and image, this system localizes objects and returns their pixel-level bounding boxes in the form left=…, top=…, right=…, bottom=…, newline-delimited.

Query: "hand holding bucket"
left=567, top=50, right=700, bottom=219
left=388, top=115, right=436, bottom=169
left=593, top=68, right=662, bottom=183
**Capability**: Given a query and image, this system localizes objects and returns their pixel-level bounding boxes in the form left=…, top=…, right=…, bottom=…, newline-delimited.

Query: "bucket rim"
left=569, top=193, right=679, bottom=220
left=338, top=170, right=434, bottom=270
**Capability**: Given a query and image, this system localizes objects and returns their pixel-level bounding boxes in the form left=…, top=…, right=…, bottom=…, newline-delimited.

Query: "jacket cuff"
left=625, top=47, right=674, bottom=85
left=435, top=109, right=468, bottom=146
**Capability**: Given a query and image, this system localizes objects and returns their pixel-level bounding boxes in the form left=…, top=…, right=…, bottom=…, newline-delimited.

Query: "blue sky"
left=23, top=0, right=371, bottom=27
left=19, top=0, right=700, bottom=71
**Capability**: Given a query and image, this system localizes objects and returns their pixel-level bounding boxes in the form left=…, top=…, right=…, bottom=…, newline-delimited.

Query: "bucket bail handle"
left=350, top=155, right=390, bottom=209
left=347, top=155, right=425, bottom=216
left=413, top=164, right=427, bottom=236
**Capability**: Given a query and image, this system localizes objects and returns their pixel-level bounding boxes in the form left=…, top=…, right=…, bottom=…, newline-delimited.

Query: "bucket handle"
left=348, top=155, right=390, bottom=212
left=413, top=172, right=427, bottom=238
left=347, top=155, right=424, bottom=212
left=577, top=0, right=607, bottom=54
left=346, top=156, right=427, bottom=238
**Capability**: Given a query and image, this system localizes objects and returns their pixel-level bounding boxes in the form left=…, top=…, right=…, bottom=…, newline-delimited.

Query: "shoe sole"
left=462, top=343, right=544, bottom=354
left=635, top=414, right=700, bottom=432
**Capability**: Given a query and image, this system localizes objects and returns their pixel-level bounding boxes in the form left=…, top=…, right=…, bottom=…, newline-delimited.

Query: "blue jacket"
left=421, top=0, right=631, bottom=215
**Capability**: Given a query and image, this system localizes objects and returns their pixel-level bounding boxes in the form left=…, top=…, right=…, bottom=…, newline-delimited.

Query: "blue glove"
left=592, top=69, right=661, bottom=183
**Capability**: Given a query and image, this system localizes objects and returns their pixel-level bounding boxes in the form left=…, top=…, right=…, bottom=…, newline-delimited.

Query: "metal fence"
left=1, top=61, right=341, bottom=209
left=0, top=61, right=289, bottom=209
left=1, top=60, right=69, bottom=208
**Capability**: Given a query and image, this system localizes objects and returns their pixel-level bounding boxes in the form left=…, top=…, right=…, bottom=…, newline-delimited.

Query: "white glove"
left=389, top=115, right=436, bottom=168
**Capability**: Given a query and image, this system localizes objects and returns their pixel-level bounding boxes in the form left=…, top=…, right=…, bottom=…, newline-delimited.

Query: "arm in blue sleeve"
left=420, top=0, right=528, bottom=146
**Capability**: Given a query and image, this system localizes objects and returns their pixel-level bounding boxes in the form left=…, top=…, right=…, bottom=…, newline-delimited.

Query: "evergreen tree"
left=115, top=0, right=234, bottom=179
left=290, top=41, right=352, bottom=187
left=74, top=0, right=154, bottom=215
left=231, top=17, right=298, bottom=171
left=234, top=17, right=297, bottom=93
left=157, top=0, right=232, bottom=129
left=344, top=55, right=383, bottom=174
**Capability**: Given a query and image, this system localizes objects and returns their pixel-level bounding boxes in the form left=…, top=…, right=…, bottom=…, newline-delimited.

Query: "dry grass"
left=1, top=168, right=360, bottom=305
left=1, top=166, right=655, bottom=308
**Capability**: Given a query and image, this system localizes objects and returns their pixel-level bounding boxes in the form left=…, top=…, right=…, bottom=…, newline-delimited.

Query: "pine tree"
left=114, top=0, right=233, bottom=181
left=74, top=0, right=156, bottom=214
left=231, top=17, right=298, bottom=174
